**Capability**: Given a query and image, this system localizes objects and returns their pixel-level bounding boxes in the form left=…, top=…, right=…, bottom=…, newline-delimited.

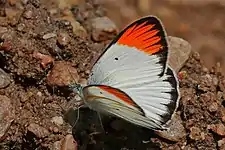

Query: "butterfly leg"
left=97, top=112, right=105, bottom=133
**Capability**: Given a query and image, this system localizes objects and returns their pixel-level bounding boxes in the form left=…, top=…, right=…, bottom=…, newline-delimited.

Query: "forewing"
left=89, top=16, right=168, bottom=85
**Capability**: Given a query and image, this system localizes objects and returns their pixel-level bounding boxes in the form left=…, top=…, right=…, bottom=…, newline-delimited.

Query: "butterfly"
left=72, top=16, right=180, bottom=130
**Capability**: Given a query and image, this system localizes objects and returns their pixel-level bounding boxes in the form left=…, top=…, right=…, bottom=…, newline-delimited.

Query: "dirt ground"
left=0, top=0, right=225, bottom=150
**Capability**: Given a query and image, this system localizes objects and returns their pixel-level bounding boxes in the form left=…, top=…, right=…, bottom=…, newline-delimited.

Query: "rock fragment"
left=51, top=116, right=64, bottom=126
left=0, top=40, right=12, bottom=51
left=218, top=138, right=225, bottom=150
left=47, top=61, right=79, bottom=86
left=208, top=102, right=218, bottom=113
left=189, top=126, right=203, bottom=141
left=27, top=123, right=50, bottom=138
left=208, top=124, right=225, bottom=136
left=51, top=134, right=77, bottom=150
left=5, top=8, right=22, bottom=26
left=91, top=17, right=118, bottom=42
left=43, top=33, right=57, bottom=39
left=59, top=10, right=87, bottom=39
left=57, top=32, right=71, bottom=46
left=155, top=112, right=186, bottom=142
left=23, top=10, right=33, bottom=19
left=0, top=27, right=7, bottom=35
left=0, top=95, right=15, bottom=140
left=61, top=134, right=77, bottom=150
left=0, top=68, right=10, bottom=88
left=33, top=51, right=54, bottom=68
left=168, top=36, right=192, bottom=72
left=52, top=140, right=61, bottom=150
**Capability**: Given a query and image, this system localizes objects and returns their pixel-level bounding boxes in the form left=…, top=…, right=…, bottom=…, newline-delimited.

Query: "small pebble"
left=57, top=32, right=71, bottom=46
left=218, top=138, right=225, bottom=149
left=51, top=116, right=64, bottom=126
left=27, top=123, right=50, bottom=138
left=0, top=40, right=12, bottom=51
left=155, top=113, right=186, bottom=142
left=33, top=51, right=54, bottom=68
left=5, top=8, right=22, bottom=26
left=0, top=27, right=8, bottom=34
left=0, top=69, right=10, bottom=88
left=192, top=52, right=200, bottom=61
left=49, top=8, right=58, bottom=15
left=61, top=134, right=77, bottom=150
left=0, top=95, right=15, bottom=139
left=91, top=16, right=118, bottom=42
left=23, top=10, right=33, bottom=19
left=85, top=70, right=90, bottom=75
left=8, top=0, right=17, bottom=5
left=43, top=33, right=57, bottom=39
left=49, top=126, right=53, bottom=132
left=74, top=94, right=81, bottom=101
left=19, top=92, right=29, bottom=103
left=47, top=61, right=79, bottom=86
left=78, top=78, right=87, bottom=87
left=52, top=141, right=61, bottom=150
left=21, top=0, right=29, bottom=5
left=36, top=91, right=42, bottom=97
left=168, top=36, right=192, bottom=72
left=208, top=102, right=218, bottom=113
left=189, top=126, right=202, bottom=141
left=59, top=16, right=87, bottom=39
left=17, top=23, right=26, bottom=31
left=53, top=127, right=59, bottom=133
left=208, top=124, right=225, bottom=136
left=178, top=71, right=187, bottom=80
left=202, top=67, right=209, bottom=73
left=222, top=117, right=225, bottom=123
left=212, top=77, right=219, bottom=86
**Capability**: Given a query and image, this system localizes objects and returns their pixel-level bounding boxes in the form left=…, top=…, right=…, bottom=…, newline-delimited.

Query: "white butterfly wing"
left=83, top=16, right=180, bottom=130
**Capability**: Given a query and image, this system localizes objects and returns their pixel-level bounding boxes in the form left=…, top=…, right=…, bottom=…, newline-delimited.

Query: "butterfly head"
left=69, top=83, right=84, bottom=97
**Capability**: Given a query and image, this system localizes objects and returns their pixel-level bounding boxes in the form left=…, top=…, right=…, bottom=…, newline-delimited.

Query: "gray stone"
left=168, top=36, right=192, bottom=72
left=0, top=68, right=10, bottom=88
left=0, top=95, right=15, bottom=140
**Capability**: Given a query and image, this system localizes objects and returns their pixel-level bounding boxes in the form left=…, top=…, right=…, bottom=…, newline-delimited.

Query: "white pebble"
left=43, top=33, right=56, bottom=39
left=51, top=116, right=64, bottom=126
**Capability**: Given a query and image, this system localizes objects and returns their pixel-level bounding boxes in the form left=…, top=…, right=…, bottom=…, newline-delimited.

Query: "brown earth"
left=0, top=0, right=225, bottom=150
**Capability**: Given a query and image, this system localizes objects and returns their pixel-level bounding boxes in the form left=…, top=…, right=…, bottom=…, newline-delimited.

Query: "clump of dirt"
left=0, top=0, right=225, bottom=150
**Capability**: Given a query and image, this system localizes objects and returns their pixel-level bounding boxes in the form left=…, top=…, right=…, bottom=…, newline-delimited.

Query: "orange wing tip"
left=117, top=16, right=167, bottom=55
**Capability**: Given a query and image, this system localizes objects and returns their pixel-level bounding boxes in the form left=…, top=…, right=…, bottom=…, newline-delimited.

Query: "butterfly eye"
left=114, top=57, right=118, bottom=60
